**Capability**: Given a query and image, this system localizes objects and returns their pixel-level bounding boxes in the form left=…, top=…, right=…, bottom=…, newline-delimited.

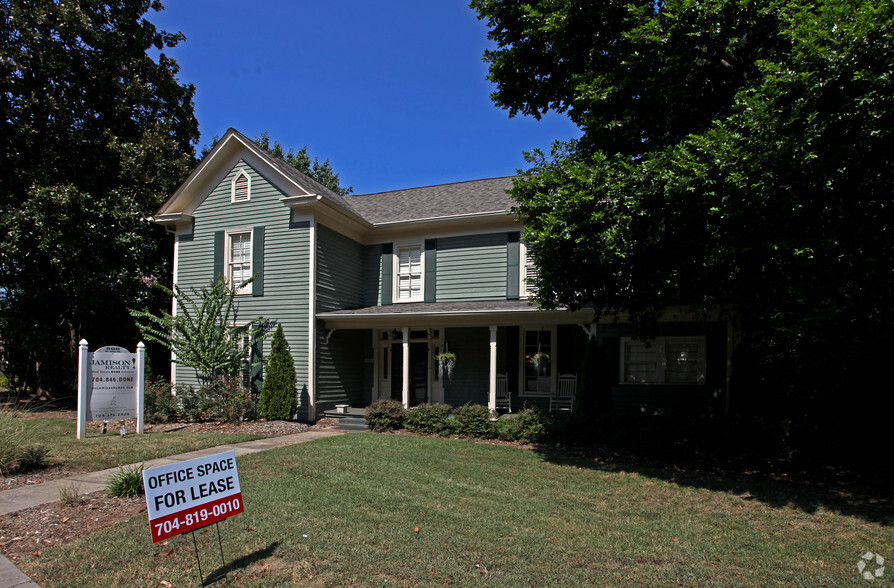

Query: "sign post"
left=76, top=340, right=145, bottom=439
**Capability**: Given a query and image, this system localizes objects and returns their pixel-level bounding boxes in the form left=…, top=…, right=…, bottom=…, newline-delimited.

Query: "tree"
left=0, top=0, right=199, bottom=396
left=201, top=132, right=353, bottom=196
left=258, top=324, right=296, bottom=420
left=131, top=276, right=269, bottom=386
left=472, top=0, right=894, bottom=461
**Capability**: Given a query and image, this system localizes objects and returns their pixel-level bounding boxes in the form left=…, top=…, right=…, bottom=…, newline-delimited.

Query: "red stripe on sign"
left=149, top=493, right=244, bottom=543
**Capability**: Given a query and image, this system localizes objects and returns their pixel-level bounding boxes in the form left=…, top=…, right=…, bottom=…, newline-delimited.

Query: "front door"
left=409, top=342, right=429, bottom=405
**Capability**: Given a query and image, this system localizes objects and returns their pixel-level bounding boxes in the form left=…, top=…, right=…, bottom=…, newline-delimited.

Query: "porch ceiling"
left=317, top=300, right=598, bottom=329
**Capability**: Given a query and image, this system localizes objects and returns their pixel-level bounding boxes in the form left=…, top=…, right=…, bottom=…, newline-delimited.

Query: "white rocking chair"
left=551, top=374, right=577, bottom=413
left=495, top=373, right=511, bottom=413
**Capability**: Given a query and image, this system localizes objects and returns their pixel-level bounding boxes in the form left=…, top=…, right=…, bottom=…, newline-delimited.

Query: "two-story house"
left=153, top=129, right=733, bottom=421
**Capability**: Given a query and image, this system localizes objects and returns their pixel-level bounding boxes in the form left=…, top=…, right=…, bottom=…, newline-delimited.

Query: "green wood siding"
left=316, top=224, right=364, bottom=312
left=174, top=160, right=312, bottom=419
left=316, top=328, right=370, bottom=412
left=315, top=224, right=368, bottom=411
left=436, top=233, right=508, bottom=301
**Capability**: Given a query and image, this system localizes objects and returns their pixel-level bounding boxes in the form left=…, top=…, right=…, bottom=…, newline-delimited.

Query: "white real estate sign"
left=142, top=450, right=244, bottom=543
left=76, top=339, right=145, bottom=439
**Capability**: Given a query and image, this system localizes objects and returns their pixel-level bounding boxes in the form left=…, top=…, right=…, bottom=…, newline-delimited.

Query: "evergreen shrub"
left=365, top=399, right=405, bottom=432
left=450, top=403, right=495, bottom=439
left=405, top=403, right=453, bottom=435
left=259, top=324, right=297, bottom=420
left=495, top=408, right=549, bottom=444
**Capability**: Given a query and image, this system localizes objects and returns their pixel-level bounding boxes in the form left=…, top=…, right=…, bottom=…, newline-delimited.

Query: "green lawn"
left=14, top=417, right=262, bottom=472
left=20, top=433, right=892, bottom=586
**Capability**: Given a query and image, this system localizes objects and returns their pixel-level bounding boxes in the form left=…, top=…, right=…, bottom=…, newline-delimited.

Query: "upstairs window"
left=231, top=169, right=251, bottom=202
left=396, top=245, right=423, bottom=302
left=621, top=337, right=706, bottom=384
left=227, top=230, right=252, bottom=294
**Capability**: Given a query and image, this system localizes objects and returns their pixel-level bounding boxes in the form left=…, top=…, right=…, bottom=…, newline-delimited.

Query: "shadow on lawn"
left=531, top=444, right=894, bottom=526
left=204, top=541, right=280, bottom=585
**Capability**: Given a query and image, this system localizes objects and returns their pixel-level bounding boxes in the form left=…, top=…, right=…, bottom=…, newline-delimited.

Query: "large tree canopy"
left=0, top=0, right=198, bottom=396
left=473, top=0, right=893, bottom=458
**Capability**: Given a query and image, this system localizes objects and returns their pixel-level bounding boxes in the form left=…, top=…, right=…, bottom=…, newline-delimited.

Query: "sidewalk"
left=0, top=428, right=351, bottom=587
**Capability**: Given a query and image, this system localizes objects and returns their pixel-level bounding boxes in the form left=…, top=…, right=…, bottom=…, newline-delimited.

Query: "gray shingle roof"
left=318, top=300, right=538, bottom=317
left=229, top=130, right=517, bottom=225
left=344, top=176, right=517, bottom=225
left=227, top=129, right=360, bottom=215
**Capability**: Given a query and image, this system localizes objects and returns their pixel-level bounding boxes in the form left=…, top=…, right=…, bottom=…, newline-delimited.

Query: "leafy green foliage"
left=449, top=403, right=495, bottom=439
left=365, top=399, right=406, bottom=432
left=131, top=275, right=269, bottom=385
left=0, top=0, right=198, bottom=396
left=258, top=324, right=297, bottom=420
left=494, top=409, right=550, bottom=444
left=105, top=464, right=145, bottom=498
left=404, top=403, right=454, bottom=435
left=176, top=378, right=257, bottom=423
left=143, top=377, right=178, bottom=424
left=473, top=0, right=894, bottom=461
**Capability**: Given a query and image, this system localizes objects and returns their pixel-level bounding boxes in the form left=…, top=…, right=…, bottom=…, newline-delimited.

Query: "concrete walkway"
left=0, top=428, right=350, bottom=587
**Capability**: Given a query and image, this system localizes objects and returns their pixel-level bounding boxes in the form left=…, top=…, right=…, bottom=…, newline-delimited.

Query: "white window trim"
left=225, top=228, right=253, bottom=295
left=619, top=336, right=707, bottom=385
left=518, top=326, right=556, bottom=397
left=392, top=242, right=424, bottom=303
left=231, top=168, right=251, bottom=203
left=521, top=241, right=538, bottom=299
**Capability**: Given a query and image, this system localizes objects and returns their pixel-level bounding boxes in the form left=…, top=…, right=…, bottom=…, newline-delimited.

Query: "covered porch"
left=317, top=301, right=597, bottom=413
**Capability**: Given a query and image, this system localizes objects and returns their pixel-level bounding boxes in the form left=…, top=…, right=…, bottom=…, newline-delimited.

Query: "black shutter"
left=213, top=231, right=224, bottom=281
left=252, top=226, right=265, bottom=296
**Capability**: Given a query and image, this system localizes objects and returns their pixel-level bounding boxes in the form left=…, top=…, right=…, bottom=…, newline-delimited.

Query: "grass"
left=3, top=415, right=263, bottom=472
left=18, top=434, right=893, bottom=587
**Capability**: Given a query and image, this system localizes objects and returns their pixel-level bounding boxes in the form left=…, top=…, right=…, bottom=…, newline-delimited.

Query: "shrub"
left=405, top=403, right=453, bottom=435
left=259, top=324, right=297, bottom=420
left=366, top=399, right=405, bottom=432
left=495, top=408, right=549, bottom=444
left=105, top=463, right=145, bottom=497
left=144, top=377, right=178, bottom=423
left=177, top=384, right=216, bottom=422
left=450, top=403, right=495, bottom=439
left=202, top=377, right=258, bottom=422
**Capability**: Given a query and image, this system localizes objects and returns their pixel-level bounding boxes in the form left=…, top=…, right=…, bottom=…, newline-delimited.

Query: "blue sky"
left=149, top=1, right=580, bottom=194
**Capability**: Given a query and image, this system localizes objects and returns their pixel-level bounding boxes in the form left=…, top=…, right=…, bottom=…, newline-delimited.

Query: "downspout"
left=308, top=218, right=317, bottom=420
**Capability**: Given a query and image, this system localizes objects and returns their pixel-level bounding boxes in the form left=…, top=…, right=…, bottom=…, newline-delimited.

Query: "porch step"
left=322, top=407, right=368, bottom=431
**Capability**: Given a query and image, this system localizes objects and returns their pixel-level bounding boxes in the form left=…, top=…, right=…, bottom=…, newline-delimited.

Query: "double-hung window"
left=621, top=337, right=706, bottom=384
left=396, top=245, right=423, bottom=302
left=227, top=230, right=252, bottom=294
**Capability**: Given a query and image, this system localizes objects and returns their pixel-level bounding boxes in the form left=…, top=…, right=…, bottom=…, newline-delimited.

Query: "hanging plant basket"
left=435, top=350, right=456, bottom=382
left=529, top=352, right=550, bottom=375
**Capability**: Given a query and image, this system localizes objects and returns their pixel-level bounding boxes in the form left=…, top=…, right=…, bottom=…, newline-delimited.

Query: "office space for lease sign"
left=142, top=450, right=244, bottom=542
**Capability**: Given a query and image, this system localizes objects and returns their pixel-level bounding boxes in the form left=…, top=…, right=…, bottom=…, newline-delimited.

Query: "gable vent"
left=232, top=171, right=250, bottom=202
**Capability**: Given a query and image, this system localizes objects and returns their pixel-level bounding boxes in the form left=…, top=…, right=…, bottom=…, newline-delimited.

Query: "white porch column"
left=402, top=327, right=410, bottom=408
left=488, top=325, right=497, bottom=411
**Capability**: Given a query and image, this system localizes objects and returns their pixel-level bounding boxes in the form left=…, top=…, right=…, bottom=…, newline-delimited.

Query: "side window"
left=227, top=230, right=252, bottom=294
left=621, top=337, right=706, bottom=384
